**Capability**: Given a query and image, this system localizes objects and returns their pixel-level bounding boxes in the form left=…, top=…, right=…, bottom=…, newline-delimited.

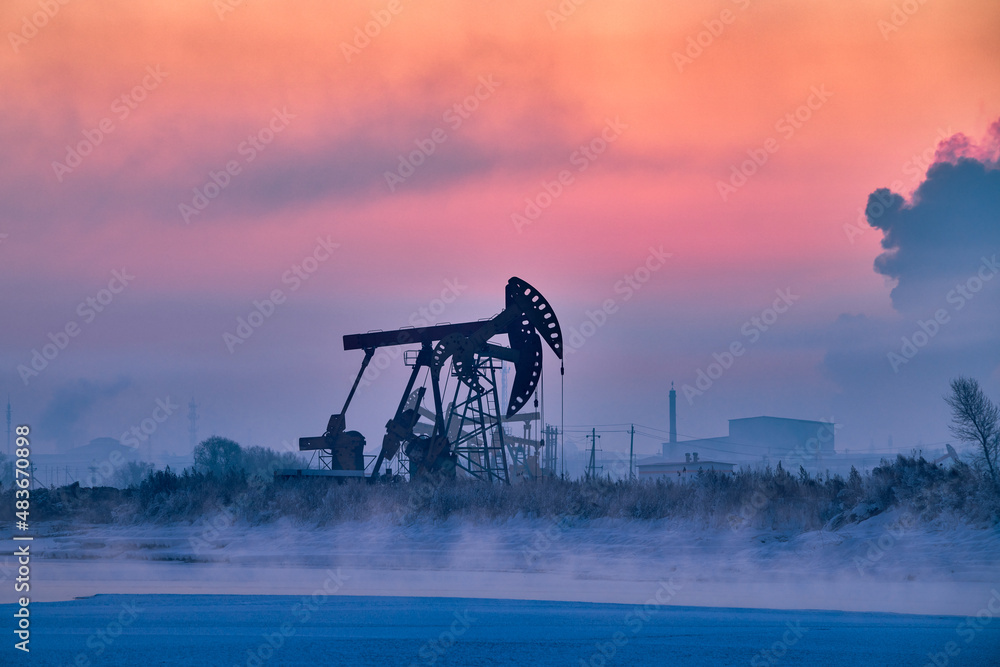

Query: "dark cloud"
left=0, top=54, right=688, bottom=232
left=0, top=117, right=611, bottom=230
left=865, top=121, right=1000, bottom=314
left=823, top=122, right=1000, bottom=445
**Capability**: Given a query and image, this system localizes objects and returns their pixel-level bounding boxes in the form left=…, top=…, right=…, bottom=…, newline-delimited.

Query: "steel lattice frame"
left=445, top=354, right=509, bottom=484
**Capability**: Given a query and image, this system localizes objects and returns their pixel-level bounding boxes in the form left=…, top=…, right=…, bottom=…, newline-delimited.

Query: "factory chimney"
left=669, top=382, right=677, bottom=444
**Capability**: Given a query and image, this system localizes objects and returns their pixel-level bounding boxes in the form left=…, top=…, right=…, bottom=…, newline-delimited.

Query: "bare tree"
left=945, top=377, right=1000, bottom=482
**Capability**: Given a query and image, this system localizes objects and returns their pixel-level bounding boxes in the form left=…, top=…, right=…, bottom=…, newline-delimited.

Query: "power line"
left=561, top=421, right=951, bottom=460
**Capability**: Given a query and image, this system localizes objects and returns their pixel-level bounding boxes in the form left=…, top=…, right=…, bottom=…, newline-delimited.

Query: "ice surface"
left=2, top=594, right=999, bottom=666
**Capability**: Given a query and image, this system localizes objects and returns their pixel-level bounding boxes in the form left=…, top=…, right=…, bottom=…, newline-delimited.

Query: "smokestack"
left=692, top=452, right=699, bottom=463
left=669, top=382, right=677, bottom=444
left=685, top=453, right=691, bottom=463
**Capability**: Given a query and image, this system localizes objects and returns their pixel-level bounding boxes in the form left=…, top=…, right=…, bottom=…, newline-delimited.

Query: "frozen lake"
left=3, top=515, right=998, bottom=664
left=4, top=594, right=999, bottom=666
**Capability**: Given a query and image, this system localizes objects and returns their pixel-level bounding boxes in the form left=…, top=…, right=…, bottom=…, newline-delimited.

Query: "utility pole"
left=543, top=424, right=559, bottom=477
left=586, top=428, right=600, bottom=481
left=629, top=424, right=635, bottom=481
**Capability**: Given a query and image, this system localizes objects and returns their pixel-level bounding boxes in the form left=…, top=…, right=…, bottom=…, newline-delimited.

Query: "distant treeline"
left=4, top=445, right=997, bottom=529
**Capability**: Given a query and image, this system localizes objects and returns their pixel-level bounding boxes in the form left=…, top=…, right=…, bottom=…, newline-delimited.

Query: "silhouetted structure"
left=297, top=277, right=564, bottom=484
left=669, top=383, right=677, bottom=445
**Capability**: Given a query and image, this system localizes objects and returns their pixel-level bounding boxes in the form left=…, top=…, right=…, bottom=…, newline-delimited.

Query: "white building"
left=637, top=452, right=735, bottom=480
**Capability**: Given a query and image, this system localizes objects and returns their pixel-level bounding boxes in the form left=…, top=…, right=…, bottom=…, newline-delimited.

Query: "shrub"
left=7, top=452, right=996, bottom=528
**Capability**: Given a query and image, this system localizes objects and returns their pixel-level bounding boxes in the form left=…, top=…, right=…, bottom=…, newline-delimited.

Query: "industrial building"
left=636, top=385, right=738, bottom=480
left=662, top=416, right=836, bottom=470
left=636, top=385, right=837, bottom=479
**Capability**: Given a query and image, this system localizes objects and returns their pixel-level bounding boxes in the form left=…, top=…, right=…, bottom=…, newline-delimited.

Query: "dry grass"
left=8, top=454, right=997, bottom=530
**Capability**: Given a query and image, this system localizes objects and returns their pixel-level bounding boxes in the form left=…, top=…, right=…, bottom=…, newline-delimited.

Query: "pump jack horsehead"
left=299, top=277, right=564, bottom=483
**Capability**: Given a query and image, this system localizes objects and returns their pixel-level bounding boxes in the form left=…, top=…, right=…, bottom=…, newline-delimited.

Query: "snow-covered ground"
left=4, top=509, right=998, bottom=616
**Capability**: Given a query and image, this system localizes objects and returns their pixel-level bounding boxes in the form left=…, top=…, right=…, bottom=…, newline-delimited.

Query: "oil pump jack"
left=299, top=277, right=563, bottom=483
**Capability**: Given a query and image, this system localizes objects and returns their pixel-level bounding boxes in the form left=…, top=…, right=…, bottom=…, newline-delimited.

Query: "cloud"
left=933, top=118, right=1000, bottom=165
left=864, top=121, right=1000, bottom=314
left=822, top=122, right=1000, bottom=443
